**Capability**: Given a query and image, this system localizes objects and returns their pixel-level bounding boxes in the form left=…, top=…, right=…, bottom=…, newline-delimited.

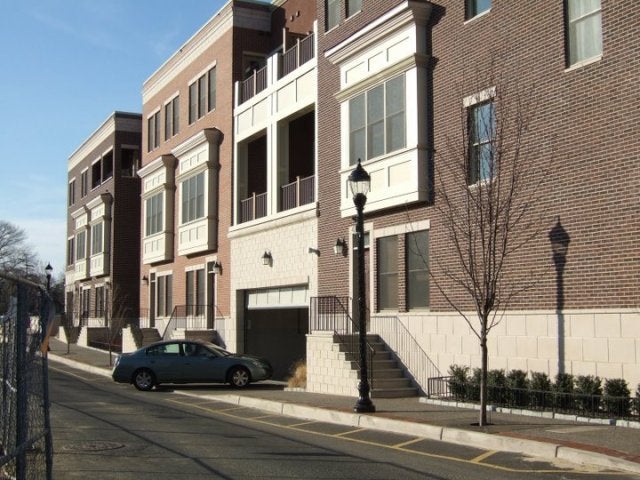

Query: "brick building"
left=310, top=0, right=640, bottom=394
left=65, top=111, right=142, bottom=345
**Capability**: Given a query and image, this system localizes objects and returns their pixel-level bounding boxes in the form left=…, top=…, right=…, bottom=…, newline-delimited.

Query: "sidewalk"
left=47, top=338, right=640, bottom=475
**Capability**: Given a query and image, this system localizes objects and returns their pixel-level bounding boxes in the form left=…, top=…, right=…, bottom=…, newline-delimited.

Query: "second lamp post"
left=348, top=160, right=375, bottom=413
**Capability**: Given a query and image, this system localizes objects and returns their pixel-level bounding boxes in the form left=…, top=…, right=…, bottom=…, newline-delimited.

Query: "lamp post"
left=549, top=218, right=570, bottom=375
left=348, top=160, right=375, bottom=413
left=45, top=263, right=53, bottom=291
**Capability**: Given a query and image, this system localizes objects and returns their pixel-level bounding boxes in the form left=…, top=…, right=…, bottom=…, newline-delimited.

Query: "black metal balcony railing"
left=162, top=304, right=224, bottom=341
left=280, top=175, right=315, bottom=211
left=239, top=64, right=268, bottom=104
left=280, top=32, right=315, bottom=79
left=239, top=192, right=268, bottom=223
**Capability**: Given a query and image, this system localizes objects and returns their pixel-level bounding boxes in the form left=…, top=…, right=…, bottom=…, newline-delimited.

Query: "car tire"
left=228, top=366, right=251, bottom=388
left=133, top=368, right=155, bottom=391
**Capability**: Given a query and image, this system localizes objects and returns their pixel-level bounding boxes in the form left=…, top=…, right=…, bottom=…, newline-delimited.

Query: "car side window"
left=146, top=344, right=180, bottom=356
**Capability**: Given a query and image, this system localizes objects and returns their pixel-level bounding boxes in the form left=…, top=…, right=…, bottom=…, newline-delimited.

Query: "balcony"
left=239, top=192, right=268, bottom=223
left=280, top=175, right=315, bottom=212
left=236, top=30, right=315, bottom=106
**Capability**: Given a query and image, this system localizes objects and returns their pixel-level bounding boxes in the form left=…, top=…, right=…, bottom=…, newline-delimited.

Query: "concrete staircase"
left=339, top=334, right=419, bottom=398
left=140, top=328, right=161, bottom=346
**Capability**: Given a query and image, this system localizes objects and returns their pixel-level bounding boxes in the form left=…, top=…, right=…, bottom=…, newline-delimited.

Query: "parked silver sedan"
left=112, top=339, right=273, bottom=391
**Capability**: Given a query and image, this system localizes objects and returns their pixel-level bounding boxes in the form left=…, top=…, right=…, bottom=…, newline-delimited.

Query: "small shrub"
left=635, top=384, right=640, bottom=416
left=487, top=369, right=506, bottom=404
left=469, top=368, right=482, bottom=401
left=553, top=373, right=575, bottom=411
left=448, top=364, right=469, bottom=400
left=529, top=372, right=552, bottom=410
left=287, top=360, right=306, bottom=388
left=506, top=370, right=529, bottom=407
left=574, top=375, right=602, bottom=414
left=603, top=378, right=631, bottom=418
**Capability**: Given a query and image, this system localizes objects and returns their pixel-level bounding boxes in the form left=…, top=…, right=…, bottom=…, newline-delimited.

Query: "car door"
left=145, top=342, right=182, bottom=382
left=180, top=343, right=226, bottom=383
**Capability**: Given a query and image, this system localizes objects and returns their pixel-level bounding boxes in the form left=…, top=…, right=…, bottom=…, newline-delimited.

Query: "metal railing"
left=370, top=315, right=441, bottom=395
left=280, top=32, right=315, bottom=78
left=161, top=304, right=224, bottom=341
left=0, top=273, right=53, bottom=479
left=239, top=64, right=268, bottom=104
left=310, top=296, right=375, bottom=389
left=280, top=175, right=315, bottom=211
left=428, top=377, right=640, bottom=421
left=239, top=192, right=268, bottom=223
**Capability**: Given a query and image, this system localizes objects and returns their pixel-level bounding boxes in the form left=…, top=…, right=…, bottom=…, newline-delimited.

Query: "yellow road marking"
left=392, top=437, right=424, bottom=449
left=471, top=450, right=498, bottom=463
left=335, top=428, right=367, bottom=437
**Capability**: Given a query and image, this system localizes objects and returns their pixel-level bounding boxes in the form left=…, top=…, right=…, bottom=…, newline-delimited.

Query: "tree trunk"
left=479, top=335, right=488, bottom=426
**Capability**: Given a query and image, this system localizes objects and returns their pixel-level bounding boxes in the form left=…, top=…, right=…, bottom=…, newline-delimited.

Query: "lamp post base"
left=354, top=397, right=376, bottom=413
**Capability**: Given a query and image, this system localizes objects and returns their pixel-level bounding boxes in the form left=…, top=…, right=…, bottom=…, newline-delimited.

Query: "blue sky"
left=0, top=0, right=267, bottom=277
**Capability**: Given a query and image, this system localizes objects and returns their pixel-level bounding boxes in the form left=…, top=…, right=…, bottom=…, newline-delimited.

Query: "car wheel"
left=228, top=366, right=251, bottom=388
left=133, top=368, right=155, bottom=391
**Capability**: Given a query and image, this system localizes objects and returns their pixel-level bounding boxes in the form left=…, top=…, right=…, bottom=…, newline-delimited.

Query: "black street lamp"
left=348, top=159, right=375, bottom=413
left=45, top=263, right=53, bottom=292
left=549, top=218, right=570, bottom=375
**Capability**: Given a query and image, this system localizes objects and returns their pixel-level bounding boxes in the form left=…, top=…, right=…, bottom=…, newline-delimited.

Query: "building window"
left=189, top=82, right=198, bottom=124
left=68, top=180, right=75, bottom=206
left=207, top=67, right=216, bottom=112
left=377, top=235, right=398, bottom=310
left=67, top=237, right=75, bottom=266
left=156, top=274, right=173, bottom=318
left=406, top=230, right=429, bottom=309
left=181, top=173, right=205, bottom=224
left=466, top=0, right=491, bottom=20
left=91, top=160, right=101, bottom=189
left=346, top=0, right=362, bottom=18
left=349, top=75, right=406, bottom=165
left=326, top=0, right=340, bottom=30
left=91, top=222, right=103, bottom=255
left=164, top=95, right=179, bottom=140
left=566, top=0, right=602, bottom=66
left=186, top=268, right=205, bottom=316
left=76, top=231, right=86, bottom=261
left=145, top=192, right=164, bottom=236
left=95, top=286, right=105, bottom=317
left=81, top=289, right=90, bottom=319
left=81, top=170, right=88, bottom=197
left=467, top=100, right=495, bottom=185
left=102, top=151, right=113, bottom=181
left=147, top=111, right=160, bottom=152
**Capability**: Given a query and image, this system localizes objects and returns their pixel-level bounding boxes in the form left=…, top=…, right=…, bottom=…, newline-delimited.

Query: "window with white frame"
left=148, top=110, right=161, bottom=152
left=91, top=222, right=103, bottom=255
left=566, top=0, right=602, bottom=66
left=67, top=237, right=75, bottom=266
left=406, top=230, right=429, bottom=309
left=156, top=274, right=173, bottom=318
left=465, top=0, right=491, bottom=20
left=68, top=179, right=75, bottom=206
left=164, top=95, right=179, bottom=140
left=189, top=67, right=216, bottom=125
left=81, top=170, right=88, bottom=197
left=347, top=0, right=362, bottom=18
left=377, top=235, right=398, bottom=310
left=349, top=75, right=406, bottom=165
left=467, top=100, right=495, bottom=185
left=186, top=268, right=205, bottom=316
left=76, top=230, right=86, bottom=261
left=95, top=285, right=105, bottom=317
left=326, top=0, right=340, bottom=30
left=181, top=172, right=205, bottom=224
left=145, top=192, right=164, bottom=236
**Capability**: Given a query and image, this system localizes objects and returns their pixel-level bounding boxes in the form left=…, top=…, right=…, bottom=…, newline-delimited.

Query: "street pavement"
left=47, top=338, right=640, bottom=475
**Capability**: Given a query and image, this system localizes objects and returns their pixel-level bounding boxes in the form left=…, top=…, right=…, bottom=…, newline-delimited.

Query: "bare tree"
left=430, top=63, right=552, bottom=426
left=0, top=220, right=39, bottom=277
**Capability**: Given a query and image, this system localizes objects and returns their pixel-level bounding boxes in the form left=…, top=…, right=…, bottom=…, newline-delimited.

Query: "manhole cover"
left=61, top=441, right=125, bottom=452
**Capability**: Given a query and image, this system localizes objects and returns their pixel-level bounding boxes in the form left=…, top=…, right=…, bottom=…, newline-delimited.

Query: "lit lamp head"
left=348, top=159, right=371, bottom=199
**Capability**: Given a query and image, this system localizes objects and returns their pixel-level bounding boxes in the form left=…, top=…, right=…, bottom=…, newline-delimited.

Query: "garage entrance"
left=244, top=285, right=309, bottom=380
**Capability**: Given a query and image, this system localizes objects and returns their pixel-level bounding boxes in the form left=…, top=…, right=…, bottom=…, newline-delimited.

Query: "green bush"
left=635, top=384, right=640, bottom=416
left=487, top=369, right=507, bottom=404
left=574, top=375, right=602, bottom=414
left=553, top=373, right=575, bottom=411
left=448, top=364, right=470, bottom=400
left=529, top=372, right=552, bottom=409
left=506, top=370, right=529, bottom=407
left=469, top=368, right=482, bottom=401
left=603, top=378, right=631, bottom=418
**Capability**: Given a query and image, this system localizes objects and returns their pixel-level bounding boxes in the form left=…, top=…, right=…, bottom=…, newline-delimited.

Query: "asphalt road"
left=49, top=364, right=638, bottom=479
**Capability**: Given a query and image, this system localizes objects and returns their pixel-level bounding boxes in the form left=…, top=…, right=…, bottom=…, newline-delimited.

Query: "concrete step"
left=372, top=377, right=414, bottom=390
left=372, top=387, right=419, bottom=398
left=372, top=368, right=404, bottom=379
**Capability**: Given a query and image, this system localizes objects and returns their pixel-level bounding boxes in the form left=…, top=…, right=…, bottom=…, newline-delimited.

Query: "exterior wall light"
left=333, top=238, right=347, bottom=256
left=262, top=251, right=272, bottom=266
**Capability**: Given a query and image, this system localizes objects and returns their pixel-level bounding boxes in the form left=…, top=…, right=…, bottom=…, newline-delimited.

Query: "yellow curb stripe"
left=392, top=437, right=424, bottom=449
left=335, top=428, right=367, bottom=437
left=471, top=450, right=498, bottom=463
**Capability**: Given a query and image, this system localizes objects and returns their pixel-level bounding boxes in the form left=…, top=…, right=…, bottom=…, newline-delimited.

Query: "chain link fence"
left=0, top=273, right=53, bottom=480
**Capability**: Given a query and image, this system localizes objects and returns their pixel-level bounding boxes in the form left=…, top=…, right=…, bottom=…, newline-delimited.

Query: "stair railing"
left=310, top=296, right=375, bottom=389
left=369, top=315, right=441, bottom=395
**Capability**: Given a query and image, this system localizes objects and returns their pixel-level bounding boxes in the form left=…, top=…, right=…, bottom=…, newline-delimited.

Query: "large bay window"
left=91, top=222, right=103, bottom=255
left=76, top=231, right=86, bottom=261
left=145, top=192, right=164, bottom=236
left=349, top=75, right=405, bottom=165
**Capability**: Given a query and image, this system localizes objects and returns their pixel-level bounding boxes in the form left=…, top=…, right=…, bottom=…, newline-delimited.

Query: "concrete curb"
left=49, top=355, right=640, bottom=475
